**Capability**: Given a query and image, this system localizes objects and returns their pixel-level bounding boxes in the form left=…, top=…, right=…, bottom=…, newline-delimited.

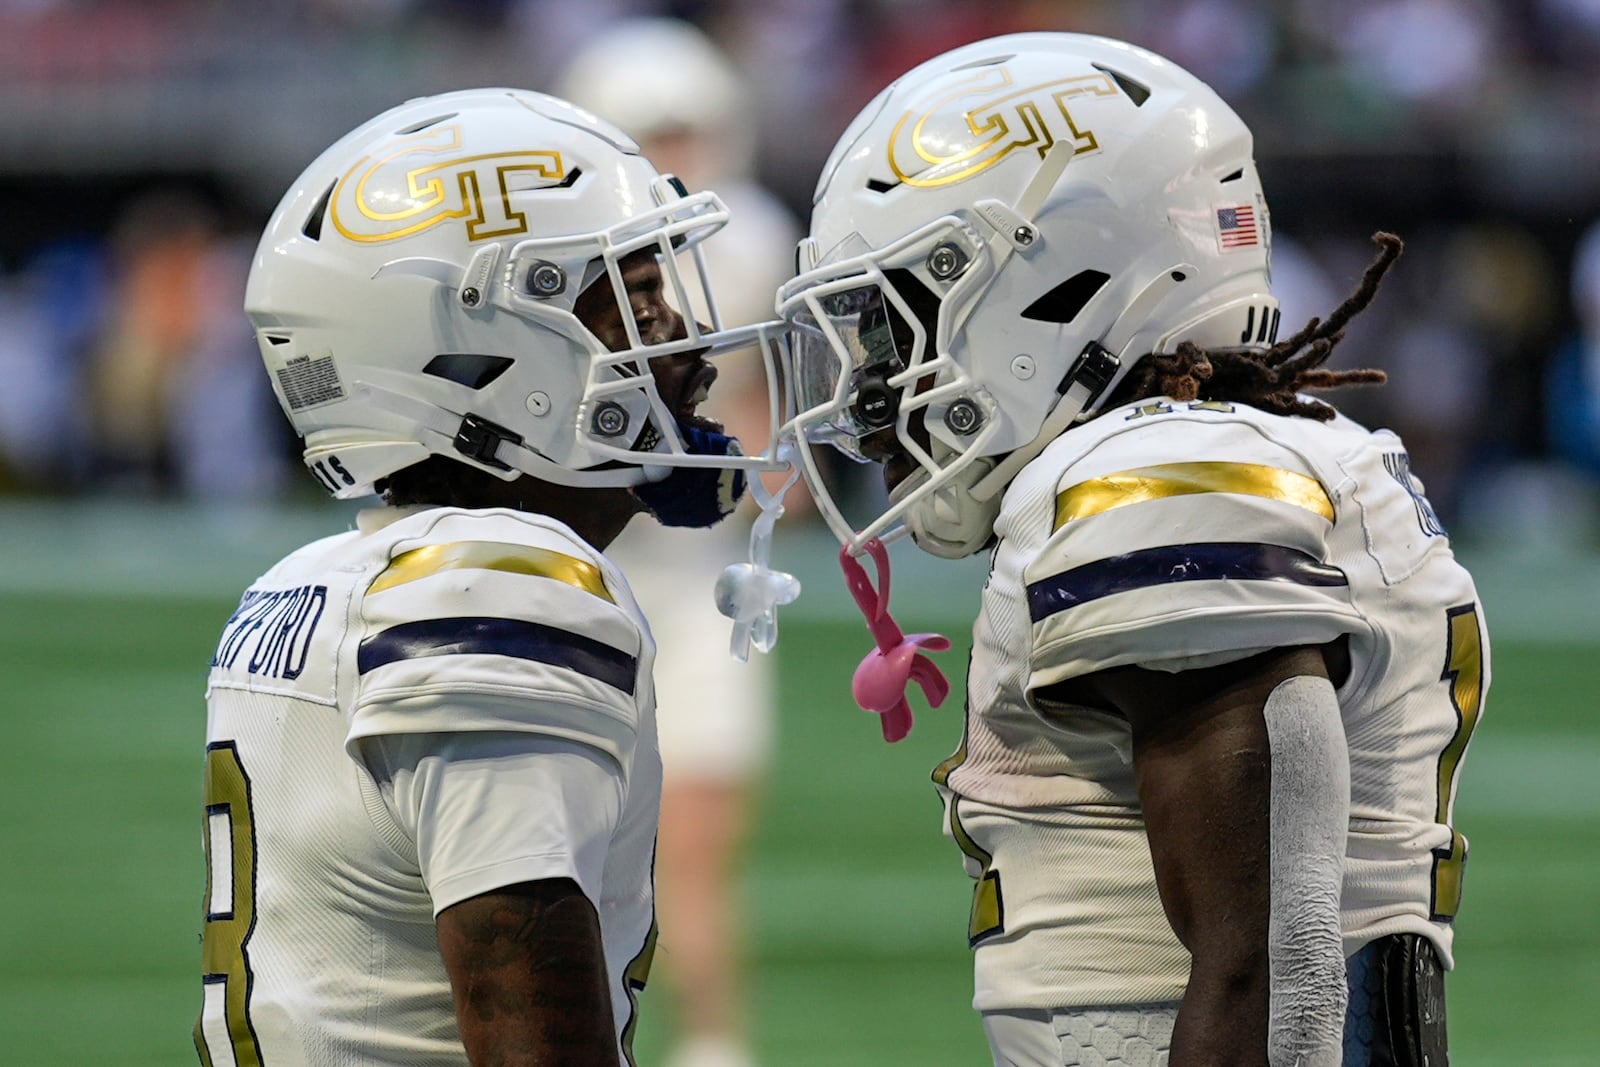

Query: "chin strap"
left=892, top=453, right=1002, bottom=560
left=632, top=422, right=748, bottom=527
left=967, top=342, right=1119, bottom=503
left=838, top=539, right=951, bottom=742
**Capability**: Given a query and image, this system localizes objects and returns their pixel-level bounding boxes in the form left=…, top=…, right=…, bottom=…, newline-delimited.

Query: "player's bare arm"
left=438, top=878, right=620, bottom=1067
left=1045, top=642, right=1345, bottom=1066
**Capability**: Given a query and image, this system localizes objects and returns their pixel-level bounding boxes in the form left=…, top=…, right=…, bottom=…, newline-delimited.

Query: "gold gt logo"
left=330, top=125, right=566, bottom=244
left=888, top=67, right=1121, bottom=188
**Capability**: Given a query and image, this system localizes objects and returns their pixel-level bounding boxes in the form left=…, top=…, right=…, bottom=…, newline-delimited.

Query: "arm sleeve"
left=357, top=729, right=624, bottom=915
left=1264, top=675, right=1350, bottom=1067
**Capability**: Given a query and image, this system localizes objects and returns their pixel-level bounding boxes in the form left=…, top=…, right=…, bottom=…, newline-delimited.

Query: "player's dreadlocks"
left=1102, top=232, right=1403, bottom=421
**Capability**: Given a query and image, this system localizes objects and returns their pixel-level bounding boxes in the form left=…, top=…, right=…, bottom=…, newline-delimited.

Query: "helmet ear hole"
left=423, top=353, right=515, bottom=390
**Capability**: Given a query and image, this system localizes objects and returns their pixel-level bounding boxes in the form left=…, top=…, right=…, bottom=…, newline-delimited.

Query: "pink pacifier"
left=838, top=538, right=951, bottom=742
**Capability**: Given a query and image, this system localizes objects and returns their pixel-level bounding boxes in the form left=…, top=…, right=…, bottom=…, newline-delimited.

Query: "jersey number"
left=1431, top=604, right=1484, bottom=922
left=309, top=455, right=355, bottom=494
left=949, top=796, right=1004, bottom=945
left=934, top=725, right=1005, bottom=945
left=195, top=742, right=264, bottom=1066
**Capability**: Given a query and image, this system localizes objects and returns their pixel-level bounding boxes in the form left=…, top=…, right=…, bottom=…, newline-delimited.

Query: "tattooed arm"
left=437, top=878, right=620, bottom=1067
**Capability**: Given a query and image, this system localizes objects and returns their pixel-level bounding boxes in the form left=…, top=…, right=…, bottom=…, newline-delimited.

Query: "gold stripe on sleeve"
left=1055, top=461, right=1334, bottom=530
left=367, top=541, right=614, bottom=602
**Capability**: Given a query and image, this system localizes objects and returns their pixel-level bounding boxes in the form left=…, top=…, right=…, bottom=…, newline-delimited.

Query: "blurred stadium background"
left=1, top=1, right=1597, bottom=1064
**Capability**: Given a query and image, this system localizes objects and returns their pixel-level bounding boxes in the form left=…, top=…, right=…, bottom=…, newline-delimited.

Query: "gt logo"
left=888, top=67, right=1121, bottom=188
left=330, top=124, right=566, bottom=244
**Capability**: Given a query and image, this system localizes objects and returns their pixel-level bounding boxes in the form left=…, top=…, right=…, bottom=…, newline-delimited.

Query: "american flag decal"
left=1216, top=204, right=1259, bottom=250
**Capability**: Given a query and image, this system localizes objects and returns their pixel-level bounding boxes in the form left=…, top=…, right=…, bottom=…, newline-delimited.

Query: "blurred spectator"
left=1547, top=219, right=1600, bottom=481
left=0, top=239, right=102, bottom=490
left=718, top=0, right=858, bottom=212
left=1139, top=0, right=1278, bottom=96
left=1377, top=313, right=1492, bottom=521
left=1339, top=0, right=1500, bottom=118
left=554, top=18, right=802, bottom=1067
left=79, top=190, right=286, bottom=497
left=0, top=189, right=292, bottom=499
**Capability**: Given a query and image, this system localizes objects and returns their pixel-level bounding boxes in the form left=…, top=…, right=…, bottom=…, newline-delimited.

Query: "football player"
left=776, top=33, right=1487, bottom=1067
left=197, top=88, right=780, bottom=1067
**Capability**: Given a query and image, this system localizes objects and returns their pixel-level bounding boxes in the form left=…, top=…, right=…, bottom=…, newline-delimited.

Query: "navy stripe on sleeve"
left=358, top=616, right=637, bottom=695
left=1027, top=542, right=1347, bottom=623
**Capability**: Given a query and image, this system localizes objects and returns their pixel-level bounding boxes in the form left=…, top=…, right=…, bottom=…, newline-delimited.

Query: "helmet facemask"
left=493, top=183, right=784, bottom=481
left=247, top=89, right=786, bottom=500
left=780, top=216, right=1011, bottom=554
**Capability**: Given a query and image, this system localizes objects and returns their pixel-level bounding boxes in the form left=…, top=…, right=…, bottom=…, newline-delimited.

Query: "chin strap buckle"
left=453, top=413, right=523, bottom=471
left=1061, top=340, right=1120, bottom=401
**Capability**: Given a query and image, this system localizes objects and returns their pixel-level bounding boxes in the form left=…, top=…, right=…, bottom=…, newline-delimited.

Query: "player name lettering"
left=213, top=584, right=329, bottom=680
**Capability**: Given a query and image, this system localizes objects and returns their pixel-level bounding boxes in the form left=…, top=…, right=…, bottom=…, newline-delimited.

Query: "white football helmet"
left=777, top=33, right=1280, bottom=557
left=247, top=87, right=781, bottom=498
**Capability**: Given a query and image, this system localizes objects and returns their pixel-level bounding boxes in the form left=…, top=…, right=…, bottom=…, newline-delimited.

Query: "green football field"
left=1, top=501, right=1596, bottom=1065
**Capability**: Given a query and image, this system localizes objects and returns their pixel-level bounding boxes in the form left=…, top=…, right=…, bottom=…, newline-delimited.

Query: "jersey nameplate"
left=1346, top=442, right=1450, bottom=586
left=212, top=584, right=330, bottom=681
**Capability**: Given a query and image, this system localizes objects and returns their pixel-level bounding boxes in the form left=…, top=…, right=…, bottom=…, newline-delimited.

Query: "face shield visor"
left=783, top=279, right=910, bottom=462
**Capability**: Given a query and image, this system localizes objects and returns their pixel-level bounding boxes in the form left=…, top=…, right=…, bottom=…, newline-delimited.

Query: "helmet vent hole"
left=867, top=177, right=901, bottom=194
left=1091, top=63, right=1150, bottom=107
left=1220, top=168, right=1245, bottom=183
left=1021, top=270, right=1110, bottom=324
left=950, top=54, right=1014, bottom=71
left=264, top=334, right=291, bottom=346
left=507, top=167, right=583, bottom=192
left=395, top=114, right=456, bottom=135
left=424, top=353, right=515, bottom=390
left=301, top=181, right=335, bottom=241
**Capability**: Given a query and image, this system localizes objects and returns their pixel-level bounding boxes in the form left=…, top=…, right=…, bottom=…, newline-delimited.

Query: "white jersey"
left=196, top=505, right=661, bottom=1066
left=936, top=397, right=1488, bottom=1012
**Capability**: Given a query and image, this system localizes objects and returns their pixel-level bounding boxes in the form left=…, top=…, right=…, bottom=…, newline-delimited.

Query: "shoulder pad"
left=1016, top=404, right=1368, bottom=686
left=350, top=509, right=647, bottom=760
